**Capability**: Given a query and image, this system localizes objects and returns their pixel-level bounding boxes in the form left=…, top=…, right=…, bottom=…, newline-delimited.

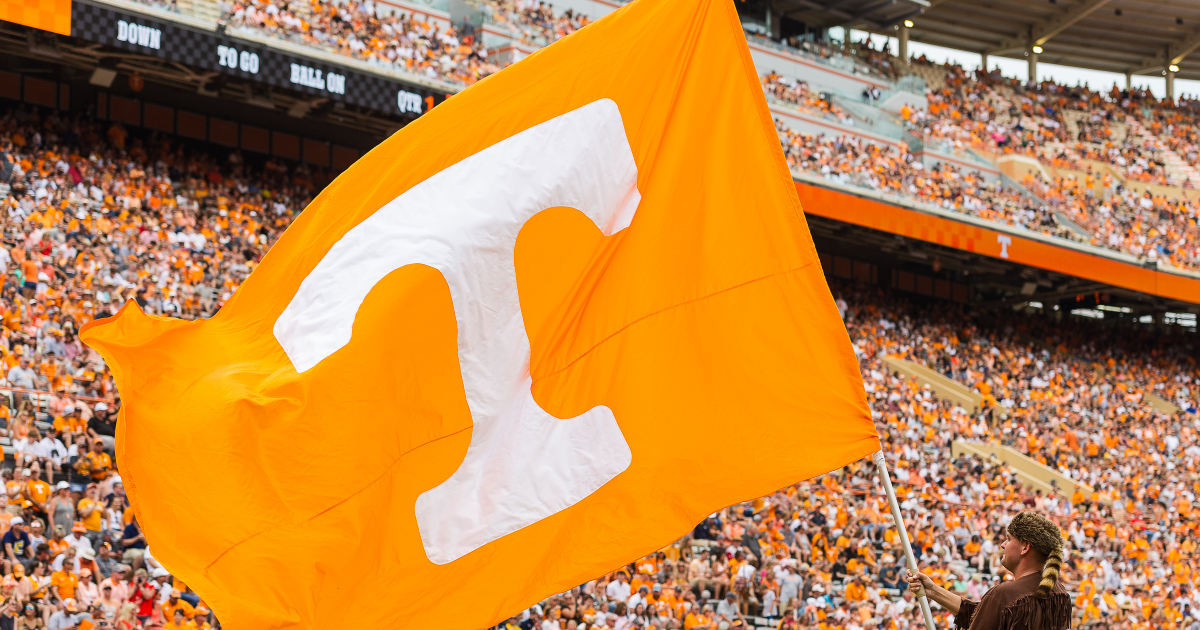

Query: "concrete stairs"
left=1060, top=109, right=1087, bottom=140
left=908, top=63, right=948, bottom=92
left=1145, top=392, right=1181, bottom=415
left=881, top=356, right=982, bottom=412
left=878, top=354, right=1099, bottom=502
left=1126, top=119, right=1200, bottom=188
left=952, top=441, right=1097, bottom=501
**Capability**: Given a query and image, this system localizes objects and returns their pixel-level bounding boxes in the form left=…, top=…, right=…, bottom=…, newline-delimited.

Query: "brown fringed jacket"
left=954, top=572, right=1072, bottom=630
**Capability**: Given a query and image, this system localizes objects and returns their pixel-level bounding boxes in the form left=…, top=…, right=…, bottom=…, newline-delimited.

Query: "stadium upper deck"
left=6, top=0, right=1200, bottom=314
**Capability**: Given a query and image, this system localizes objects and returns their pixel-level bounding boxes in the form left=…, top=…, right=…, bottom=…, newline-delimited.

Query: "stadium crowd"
left=762, top=73, right=853, bottom=126
left=909, top=62, right=1200, bottom=270
left=0, top=102, right=302, bottom=628
left=482, top=0, right=591, bottom=46
left=221, top=0, right=502, bottom=85
left=776, top=124, right=1079, bottom=240
left=193, top=0, right=1200, bottom=268
left=4, top=4, right=1200, bottom=627
left=771, top=64, right=1200, bottom=271
left=212, top=0, right=590, bottom=85
left=910, top=62, right=1189, bottom=188
left=499, top=281, right=1200, bottom=630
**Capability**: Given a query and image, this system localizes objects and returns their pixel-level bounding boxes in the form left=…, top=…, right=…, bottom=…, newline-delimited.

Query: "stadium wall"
left=749, top=42, right=905, bottom=99
left=769, top=103, right=903, bottom=148
left=794, top=175, right=1200, bottom=305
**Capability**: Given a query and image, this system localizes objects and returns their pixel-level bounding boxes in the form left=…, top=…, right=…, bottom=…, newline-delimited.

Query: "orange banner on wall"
left=1, top=0, right=72, bottom=35
left=796, top=181, right=1200, bottom=305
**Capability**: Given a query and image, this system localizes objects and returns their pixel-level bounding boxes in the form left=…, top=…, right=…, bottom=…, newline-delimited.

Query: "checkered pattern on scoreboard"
left=72, top=0, right=441, bottom=116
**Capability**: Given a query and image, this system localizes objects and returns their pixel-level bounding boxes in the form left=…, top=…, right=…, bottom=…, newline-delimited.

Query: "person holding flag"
left=904, top=511, right=1071, bottom=630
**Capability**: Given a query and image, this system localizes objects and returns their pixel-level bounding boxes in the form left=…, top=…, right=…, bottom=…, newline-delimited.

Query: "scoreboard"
left=71, top=0, right=448, bottom=117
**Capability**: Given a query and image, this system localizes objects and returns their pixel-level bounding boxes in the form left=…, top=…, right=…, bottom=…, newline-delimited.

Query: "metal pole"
left=872, top=449, right=938, bottom=630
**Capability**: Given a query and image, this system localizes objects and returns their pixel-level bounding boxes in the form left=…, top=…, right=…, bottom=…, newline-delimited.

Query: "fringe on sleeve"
left=955, top=598, right=979, bottom=629
left=997, top=591, right=1072, bottom=630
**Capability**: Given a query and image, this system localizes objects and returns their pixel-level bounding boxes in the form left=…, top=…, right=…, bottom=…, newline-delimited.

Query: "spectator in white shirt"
left=65, top=523, right=93, bottom=556
left=716, top=592, right=742, bottom=623
left=736, top=559, right=756, bottom=581
left=626, top=585, right=649, bottom=610
left=35, top=429, right=68, bottom=477
left=75, top=569, right=98, bottom=608
left=780, top=565, right=803, bottom=611
left=47, top=598, right=83, bottom=630
left=7, top=357, right=34, bottom=390
left=52, top=545, right=81, bottom=574
left=605, top=573, right=630, bottom=603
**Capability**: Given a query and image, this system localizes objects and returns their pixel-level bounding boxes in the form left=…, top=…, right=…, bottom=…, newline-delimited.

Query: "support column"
left=1167, top=67, right=1176, bottom=102
left=899, top=24, right=909, bottom=65
left=1028, top=50, right=1038, bottom=84
left=981, top=52, right=988, bottom=73
left=1125, top=72, right=1132, bottom=91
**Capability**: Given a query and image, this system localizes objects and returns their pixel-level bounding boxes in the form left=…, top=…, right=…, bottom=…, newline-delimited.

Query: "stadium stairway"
left=881, top=356, right=982, bottom=413
left=1126, top=119, right=1200, bottom=189
left=907, top=63, right=948, bottom=92
left=995, top=153, right=1052, bottom=184
left=879, top=356, right=1098, bottom=501
left=951, top=441, right=1097, bottom=502
left=1144, top=392, right=1182, bottom=415
left=1059, top=110, right=1087, bottom=141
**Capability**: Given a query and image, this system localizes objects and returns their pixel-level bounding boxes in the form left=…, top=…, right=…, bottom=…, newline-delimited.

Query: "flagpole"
left=872, top=449, right=938, bottom=630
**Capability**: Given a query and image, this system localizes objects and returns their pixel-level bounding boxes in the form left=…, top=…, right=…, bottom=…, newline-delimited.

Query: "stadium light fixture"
left=1032, top=45, right=1043, bottom=54
left=903, top=20, right=914, bottom=28
left=1170, top=64, right=1180, bottom=73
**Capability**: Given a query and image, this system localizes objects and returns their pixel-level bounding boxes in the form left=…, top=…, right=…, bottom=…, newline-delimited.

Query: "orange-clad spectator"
left=78, top=441, right=111, bottom=483
left=162, top=587, right=195, bottom=621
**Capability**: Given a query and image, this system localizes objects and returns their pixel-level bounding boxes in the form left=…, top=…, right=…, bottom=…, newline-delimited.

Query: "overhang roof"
left=779, top=0, right=1200, bottom=82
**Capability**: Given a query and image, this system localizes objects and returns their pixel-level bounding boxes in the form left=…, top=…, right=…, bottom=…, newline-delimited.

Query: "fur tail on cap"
left=1038, top=547, right=1063, bottom=598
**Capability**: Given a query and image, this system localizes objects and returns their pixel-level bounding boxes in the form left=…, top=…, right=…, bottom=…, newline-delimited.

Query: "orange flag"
left=80, top=0, right=877, bottom=625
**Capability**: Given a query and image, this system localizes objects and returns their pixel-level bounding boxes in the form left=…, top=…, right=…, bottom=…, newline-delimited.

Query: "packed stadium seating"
left=777, top=125, right=1077, bottom=242
left=498, top=280, right=1196, bottom=630
left=0, top=102, right=301, bottom=626
left=207, top=0, right=1200, bottom=271
left=483, top=0, right=591, bottom=46
left=214, top=0, right=589, bottom=85
left=222, top=0, right=501, bottom=84
left=7, top=97, right=1189, bottom=628
left=775, top=60, right=1200, bottom=271
left=762, top=72, right=853, bottom=125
